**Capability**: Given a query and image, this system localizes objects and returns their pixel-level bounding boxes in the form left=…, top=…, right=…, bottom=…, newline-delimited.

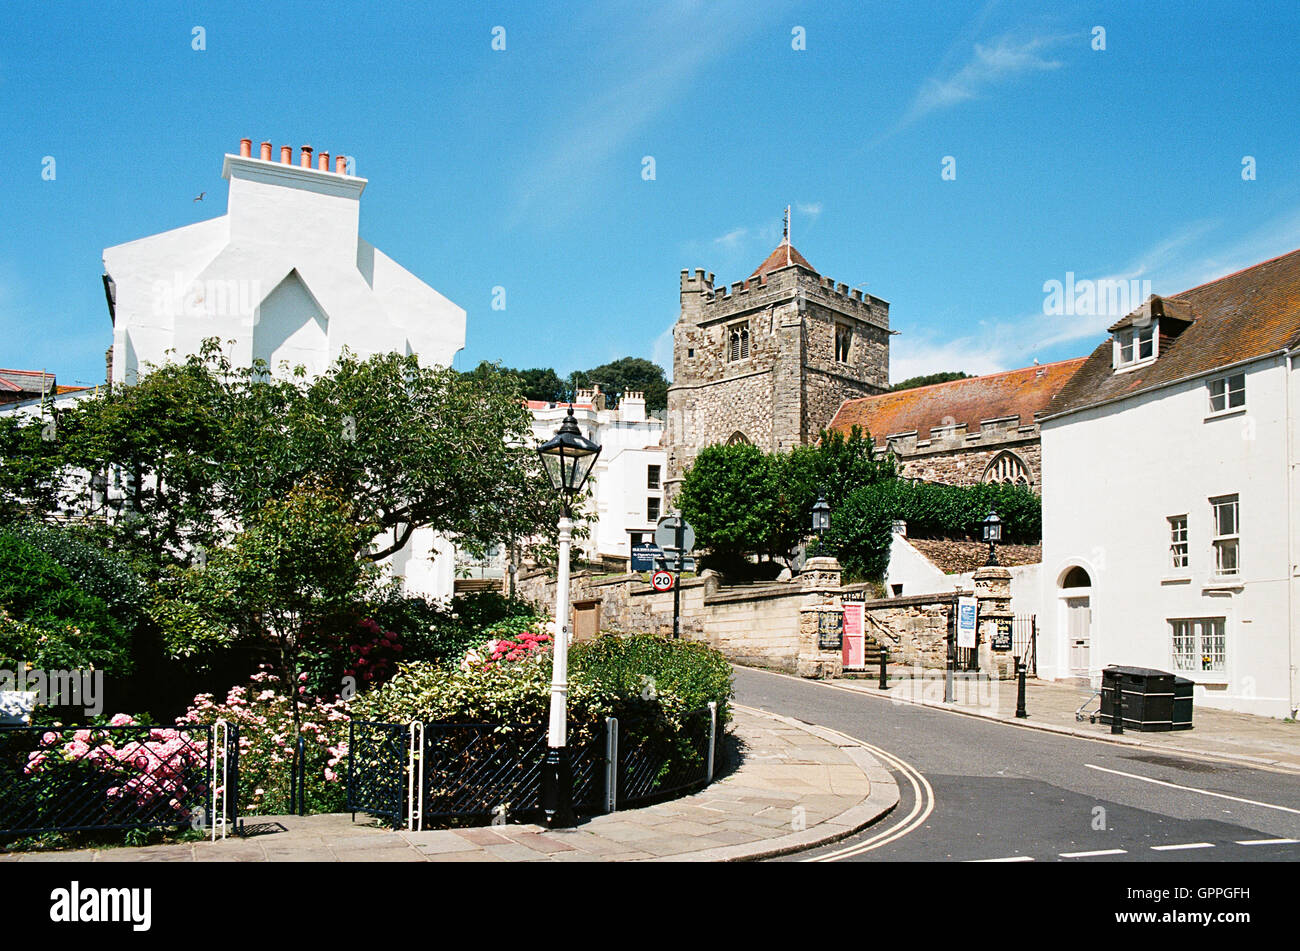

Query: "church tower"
left=665, top=210, right=891, bottom=494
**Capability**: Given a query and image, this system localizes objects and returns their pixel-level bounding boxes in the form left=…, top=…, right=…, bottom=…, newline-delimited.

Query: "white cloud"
left=652, top=321, right=675, bottom=376
left=890, top=208, right=1300, bottom=383
left=908, top=34, right=1065, bottom=122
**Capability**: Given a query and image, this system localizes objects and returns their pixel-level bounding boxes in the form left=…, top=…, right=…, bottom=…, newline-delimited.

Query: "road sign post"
left=654, top=515, right=695, bottom=641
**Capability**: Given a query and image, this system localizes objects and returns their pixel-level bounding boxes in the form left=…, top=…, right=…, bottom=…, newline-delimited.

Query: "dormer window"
left=1114, top=322, right=1156, bottom=369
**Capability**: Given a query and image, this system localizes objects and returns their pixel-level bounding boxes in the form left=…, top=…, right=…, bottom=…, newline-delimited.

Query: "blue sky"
left=3, top=0, right=1299, bottom=386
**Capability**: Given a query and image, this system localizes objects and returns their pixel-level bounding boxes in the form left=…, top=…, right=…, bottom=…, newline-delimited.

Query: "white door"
left=1066, top=597, right=1091, bottom=673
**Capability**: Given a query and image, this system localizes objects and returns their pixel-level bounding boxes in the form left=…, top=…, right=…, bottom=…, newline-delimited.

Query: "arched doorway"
left=1058, top=565, right=1092, bottom=676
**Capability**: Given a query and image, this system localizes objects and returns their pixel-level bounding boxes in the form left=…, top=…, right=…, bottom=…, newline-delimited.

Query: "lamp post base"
left=540, top=747, right=576, bottom=829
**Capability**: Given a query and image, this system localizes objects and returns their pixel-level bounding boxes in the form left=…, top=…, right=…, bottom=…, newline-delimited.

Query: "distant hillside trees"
left=891, top=371, right=969, bottom=392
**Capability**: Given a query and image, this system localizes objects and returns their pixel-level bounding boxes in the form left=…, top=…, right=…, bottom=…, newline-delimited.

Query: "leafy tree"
left=677, top=443, right=780, bottom=568
left=891, top=371, right=970, bottom=392
left=679, top=427, right=893, bottom=572
left=158, top=484, right=374, bottom=732
left=570, top=356, right=669, bottom=411
left=11, top=341, right=549, bottom=579
left=465, top=361, right=568, bottom=404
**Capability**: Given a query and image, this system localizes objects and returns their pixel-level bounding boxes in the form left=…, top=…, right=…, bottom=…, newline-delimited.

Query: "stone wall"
left=882, top=428, right=1042, bottom=491
left=518, top=559, right=1018, bottom=679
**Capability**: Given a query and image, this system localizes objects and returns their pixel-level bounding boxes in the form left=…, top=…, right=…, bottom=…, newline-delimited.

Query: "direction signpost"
left=654, top=514, right=695, bottom=639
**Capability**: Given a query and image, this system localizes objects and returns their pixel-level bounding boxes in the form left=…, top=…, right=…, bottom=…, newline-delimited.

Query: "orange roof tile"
left=750, top=242, right=816, bottom=280
left=828, top=358, right=1087, bottom=442
left=1048, top=247, right=1300, bottom=417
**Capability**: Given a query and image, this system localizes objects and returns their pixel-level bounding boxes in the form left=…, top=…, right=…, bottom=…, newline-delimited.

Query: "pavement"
left=834, top=666, right=1300, bottom=773
left=1, top=706, right=898, bottom=863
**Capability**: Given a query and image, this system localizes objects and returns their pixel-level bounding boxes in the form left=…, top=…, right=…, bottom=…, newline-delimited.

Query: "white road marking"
left=1151, top=842, right=1215, bottom=851
left=1060, top=848, right=1127, bottom=858
left=1235, top=838, right=1299, bottom=846
left=972, top=855, right=1034, bottom=862
left=1084, top=763, right=1300, bottom=815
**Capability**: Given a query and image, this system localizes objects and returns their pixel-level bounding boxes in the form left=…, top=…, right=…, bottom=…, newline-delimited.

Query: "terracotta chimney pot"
left=335, top=154, right=347, bottom=174
left=280, top=145, right=292, bottom=164
left=260, top=141, right=272, bottom=161
left=239, top=138, right=252, bottom=158
left=300, top=145, right=313, bottom=167
left=317, top=150, right=329, bottom=171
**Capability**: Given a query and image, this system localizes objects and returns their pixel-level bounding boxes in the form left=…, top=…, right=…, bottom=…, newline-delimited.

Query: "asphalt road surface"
left=732, top=666, right=1300, bottom=862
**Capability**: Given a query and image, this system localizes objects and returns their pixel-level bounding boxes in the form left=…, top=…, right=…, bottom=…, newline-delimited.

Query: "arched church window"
left=981, top=450, right=1032, bottom=487
left=727, top=431, right=750, bottom=446
left=728, top=322, right=750, bottom=362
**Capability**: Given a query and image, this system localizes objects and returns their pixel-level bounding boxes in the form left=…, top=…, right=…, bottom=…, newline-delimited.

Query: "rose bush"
left=178, top=667, right=349, bottom=815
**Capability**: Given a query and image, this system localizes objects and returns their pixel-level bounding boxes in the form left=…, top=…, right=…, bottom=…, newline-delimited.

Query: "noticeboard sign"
left=818, top=610, right=843, bottom=651
left=842, top=602, right=865, bottom=667
left=957, top=596, right=978, bottom=649
left=992, top=619, right=1013, bottom=651
left=631, top=543, right=660, bottom=573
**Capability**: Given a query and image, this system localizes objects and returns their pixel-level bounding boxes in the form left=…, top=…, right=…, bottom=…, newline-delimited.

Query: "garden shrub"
left=178, top=668, right=349, bottom=816
left=0, top=532, right=133, bottom=676
left=354, top=633, right=734, bottom=742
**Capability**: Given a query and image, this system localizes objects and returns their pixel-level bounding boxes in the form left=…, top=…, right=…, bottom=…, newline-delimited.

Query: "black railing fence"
left=0, top=722, right=239, bottom=840
left=348, top=705, right=723, bottom=829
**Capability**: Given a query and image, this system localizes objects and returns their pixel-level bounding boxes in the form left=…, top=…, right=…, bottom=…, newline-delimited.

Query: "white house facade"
left=98, top=138, right=467, bottom=599
left=528, top=387, right=667, bottom=565
left=1039, top=250, right=1300, bottom=719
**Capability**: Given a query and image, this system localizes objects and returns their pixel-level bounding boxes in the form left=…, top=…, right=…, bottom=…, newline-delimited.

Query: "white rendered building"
left=98, top=138, right=467, bottom=598
left=529, top=387, right=667, bottom=564
left=1039, top=250, right=1300, bottom=718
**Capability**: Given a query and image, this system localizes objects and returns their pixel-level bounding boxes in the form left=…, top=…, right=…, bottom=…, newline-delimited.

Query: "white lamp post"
left=535, top=408, right=601, bottom=828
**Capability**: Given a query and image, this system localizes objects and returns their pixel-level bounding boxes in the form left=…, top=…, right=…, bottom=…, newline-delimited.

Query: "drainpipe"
left=1287, top=350, right=1298, bottom=718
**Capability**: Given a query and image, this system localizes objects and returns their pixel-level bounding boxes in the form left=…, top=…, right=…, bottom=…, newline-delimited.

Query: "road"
left=732, top=666, right=1300, bottom=862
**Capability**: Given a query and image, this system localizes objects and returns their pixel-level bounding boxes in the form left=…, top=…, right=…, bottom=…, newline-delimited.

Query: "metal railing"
left=0, top=722, right=238, bottom=840
left=348, top=703, right=721, bottom=830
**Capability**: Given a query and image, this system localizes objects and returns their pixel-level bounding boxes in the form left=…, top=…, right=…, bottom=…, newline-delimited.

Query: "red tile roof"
left=750, top=242, right=816, bottom=280
left=828, top=358, right=1087, bottom=442
left=1048, top=247, right=1300, bottom=417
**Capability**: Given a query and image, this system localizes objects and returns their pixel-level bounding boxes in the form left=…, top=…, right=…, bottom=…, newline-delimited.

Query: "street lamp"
left=982, top=509, right=1002, bottom=567
left=811, top=494, right=831, bottom=540
left=535, top=409, right=601, bottom=828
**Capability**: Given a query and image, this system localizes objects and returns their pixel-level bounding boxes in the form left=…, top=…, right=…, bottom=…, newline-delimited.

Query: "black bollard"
left=1111, top=676, right=1125, bottom=735
left=878, top=646, right=889, bottom=691
left=1015, top=660, right=1028, bottom=718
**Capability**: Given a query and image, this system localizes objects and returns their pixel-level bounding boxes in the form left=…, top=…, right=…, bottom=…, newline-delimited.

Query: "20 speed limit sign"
left=651, top=570, right=674, bottom=592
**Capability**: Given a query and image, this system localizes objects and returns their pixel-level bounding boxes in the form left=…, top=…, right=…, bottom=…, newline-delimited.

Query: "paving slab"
left=5, top=706, right=896, bottom=863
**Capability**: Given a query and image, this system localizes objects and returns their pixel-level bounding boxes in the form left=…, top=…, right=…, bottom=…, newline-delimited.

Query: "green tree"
left=677, top=443, right=780, bottom=567
left=159, top=484, right=373, bottom=731
left=570, top=357, right=669, bottom=411
left=15, top=341, right=548, bottom=578
left=890, top=371, right=970, bottom=392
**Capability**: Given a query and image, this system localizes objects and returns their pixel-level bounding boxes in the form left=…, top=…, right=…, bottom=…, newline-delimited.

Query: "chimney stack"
left=317, top=150, right=329, bottom=171
left=280, top=145, right=292, bottom=164
left=260, top=141, right=272, bottom=161
left=300, top=145, right=313, bottom=167
left=335, top=154, right=347, bottom=175
left=239, top=138, right=252, bottom=158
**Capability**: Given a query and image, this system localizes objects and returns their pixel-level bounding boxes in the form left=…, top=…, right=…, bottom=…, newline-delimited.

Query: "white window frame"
left=1167, top=514, right=1188, bottom=570
left=1210, top=495, right=1240, bottom=578
left=647, top=465, right=661, bottom=490
left=1169, top=617, right=1227, bottom=677
left=647, top=496, right=661, bottom=523
left=1207, top=372, right=1246, bottom=415
left=1113, top=323, right=1157, bottom=370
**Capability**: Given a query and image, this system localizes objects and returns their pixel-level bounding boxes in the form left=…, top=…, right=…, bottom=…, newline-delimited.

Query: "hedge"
left=826, top=479, right=1041, bottom=582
